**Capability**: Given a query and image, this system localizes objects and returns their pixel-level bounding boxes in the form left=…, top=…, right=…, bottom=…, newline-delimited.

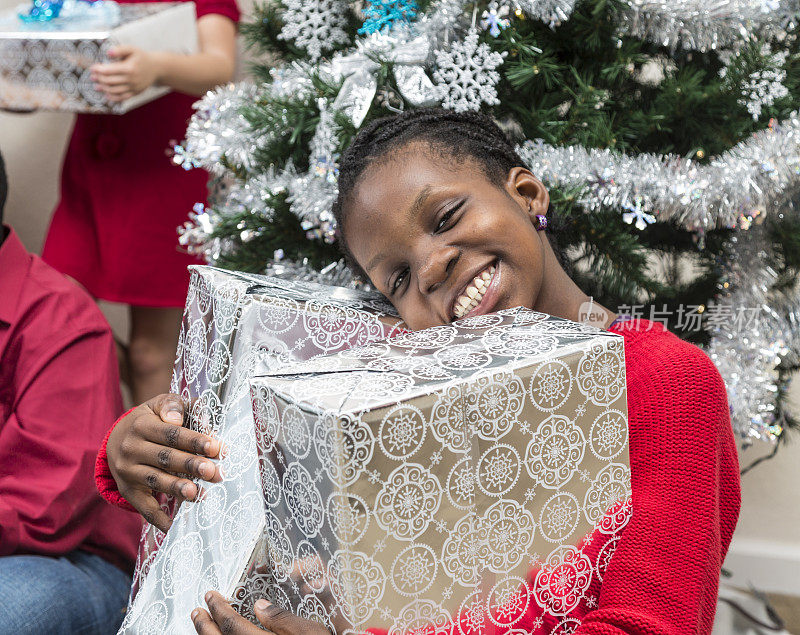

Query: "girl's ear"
left=505, top=167, right=550, bottom=219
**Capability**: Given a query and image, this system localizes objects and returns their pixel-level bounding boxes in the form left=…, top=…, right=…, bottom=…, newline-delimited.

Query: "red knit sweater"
left=94, top=318, right=741, bottom=634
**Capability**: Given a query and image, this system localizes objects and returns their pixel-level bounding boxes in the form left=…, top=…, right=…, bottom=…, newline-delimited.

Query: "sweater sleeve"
left=576, top=344, right=741, bottom=634
left=95, top=407, right=137, bottom=513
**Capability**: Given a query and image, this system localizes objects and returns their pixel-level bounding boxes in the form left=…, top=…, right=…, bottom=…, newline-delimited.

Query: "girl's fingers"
left=150, top=393, right=185, bottom=423
left=92, top=75, right=131, bottom=87
left=190, top=608, right=222, bottom=635
left=108, top=44, right=136, bottom=59
left=129, top=464, right=197, bottom=501
left=126, top=489, right=173, bottom=533
left=253, top=599, right=325, bottom=635
left=134, top=440, right=219, bottom=483
left=91, top=61, right=127, bottom=75
left=97, top=84, right=133, bottom=96
left=203, top=591, right=264, bottom=634
left=136, top=410, right=220, bottom=458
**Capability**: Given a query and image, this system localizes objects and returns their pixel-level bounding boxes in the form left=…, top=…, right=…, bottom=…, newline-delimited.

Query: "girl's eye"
left=391, top=267, right=409, bottom=295
left=435, top=200, right=465, bottom=233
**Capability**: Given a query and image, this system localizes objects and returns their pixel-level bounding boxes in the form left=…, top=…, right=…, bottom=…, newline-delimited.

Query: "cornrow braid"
left=332, top=107, right=570, bottom=281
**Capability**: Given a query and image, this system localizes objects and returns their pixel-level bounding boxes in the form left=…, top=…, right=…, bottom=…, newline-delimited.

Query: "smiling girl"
left=96, top=108, right=741, bottom=635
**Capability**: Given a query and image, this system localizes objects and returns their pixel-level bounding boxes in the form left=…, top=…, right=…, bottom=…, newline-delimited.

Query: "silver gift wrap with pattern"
left=248, top=307, right=631, bottom=633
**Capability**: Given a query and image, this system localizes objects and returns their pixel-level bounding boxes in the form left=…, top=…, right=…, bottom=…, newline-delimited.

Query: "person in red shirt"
left=95, top=109, right=741, bottom=635
left=0, top=151, right=142, bottom=634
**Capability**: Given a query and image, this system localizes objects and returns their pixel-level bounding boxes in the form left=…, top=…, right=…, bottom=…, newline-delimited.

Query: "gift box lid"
left=253, top=307, right=623, bottom=416
left=0, top=2, right=186, bottom=39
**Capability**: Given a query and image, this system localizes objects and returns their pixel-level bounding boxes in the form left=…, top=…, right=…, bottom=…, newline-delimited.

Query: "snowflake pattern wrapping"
left=118, top=267, right=405, bottom=634
left=277, top=0, right=349, bottom=61
left=250, top=307, right=632, bottom=631
left=433, top=28, right=507, bottom=112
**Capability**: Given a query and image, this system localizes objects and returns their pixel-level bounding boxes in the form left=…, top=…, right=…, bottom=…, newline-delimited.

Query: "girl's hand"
left=192, top=591, right=331, bottom=635
left=106, top=393, right=222, bottom=532
left=90, top=46, right=160, bottom=102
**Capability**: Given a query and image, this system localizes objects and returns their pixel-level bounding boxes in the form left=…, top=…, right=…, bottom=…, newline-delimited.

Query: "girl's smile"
left=451, top=261, right=498, bottom=319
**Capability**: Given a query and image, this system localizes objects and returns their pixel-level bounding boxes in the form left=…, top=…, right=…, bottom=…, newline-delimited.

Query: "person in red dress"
left=42, top=0, right=240, bottom=405
left=96, top=109, right=741, bottom=635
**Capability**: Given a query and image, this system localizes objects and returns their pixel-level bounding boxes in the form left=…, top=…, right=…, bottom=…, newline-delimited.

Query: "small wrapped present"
left=0, top=1, right=197, bottom=113
left=118, top=266, right=404, bottom=634
left=248, top=308, right=632, bottom=632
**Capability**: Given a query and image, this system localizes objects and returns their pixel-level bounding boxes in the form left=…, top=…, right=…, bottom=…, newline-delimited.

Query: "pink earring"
left=535, top=215, right=548, bottom=231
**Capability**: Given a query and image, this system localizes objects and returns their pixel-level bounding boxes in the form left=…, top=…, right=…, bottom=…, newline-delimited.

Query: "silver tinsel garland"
left=516, top=113, right=800, bottom=233
left=516, top=0, right=579, bottom=28
left=176, top=83, right=265, bottom=177
left=265, top=255, right=364, bottom=288
left=514, top=0, right=800, bottom=51
left=707, top=225, right=800, bottom=442
left=618, top=0, right=799, bottom=52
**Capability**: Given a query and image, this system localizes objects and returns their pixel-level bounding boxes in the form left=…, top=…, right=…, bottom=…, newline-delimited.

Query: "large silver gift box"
left=0, top=2, right=197, bottom=113
left=119, top=266, right=404, bottom=634
left=248, top=308, right=632, bottom=633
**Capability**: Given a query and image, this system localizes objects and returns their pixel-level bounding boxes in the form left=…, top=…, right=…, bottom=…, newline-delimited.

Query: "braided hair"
left=332, top=107, right=569, bottom=281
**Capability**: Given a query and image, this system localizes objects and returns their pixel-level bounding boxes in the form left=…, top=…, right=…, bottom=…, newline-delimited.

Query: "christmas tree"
left=174, top=0, right=800, bottom=450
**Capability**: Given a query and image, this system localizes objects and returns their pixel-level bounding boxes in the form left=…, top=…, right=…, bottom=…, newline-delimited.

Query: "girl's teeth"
left=454, top=263, right=497, bottom=319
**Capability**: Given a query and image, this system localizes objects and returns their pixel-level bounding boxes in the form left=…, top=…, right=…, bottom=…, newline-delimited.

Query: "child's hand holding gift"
left=90, top=46, right=159, bottom=102
left=90, top=13, right=236, bottom=101
left=105, top=393, right=223, bottom=532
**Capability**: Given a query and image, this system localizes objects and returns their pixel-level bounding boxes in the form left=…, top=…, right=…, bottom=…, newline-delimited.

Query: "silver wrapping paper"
left=119, top=266, right=404, bottom=634
left=249, top=308, right=632, bottom=632
left=0, top=2, right=197, bottom=113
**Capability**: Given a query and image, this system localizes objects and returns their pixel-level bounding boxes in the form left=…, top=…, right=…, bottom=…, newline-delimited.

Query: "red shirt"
left=0, top=227, right=141, bottom=572
left=521, top=319, right=740, bottom=633
left=95, top=317, right=740, bottom=630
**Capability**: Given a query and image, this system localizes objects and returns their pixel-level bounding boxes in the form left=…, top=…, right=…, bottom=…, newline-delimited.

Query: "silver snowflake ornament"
left=433, top=28, right=507, bottom=113
left=278, top=0, right=349, bottom=61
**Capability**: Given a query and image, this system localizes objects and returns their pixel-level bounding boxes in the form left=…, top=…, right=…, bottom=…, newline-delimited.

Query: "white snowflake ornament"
left=433, top=29, right=507, bottom=113
left=719, top=44, right=790, bottom=121
left=740, top=52, right=789, bottom=120
left=278, top=0, right=349, bottom=61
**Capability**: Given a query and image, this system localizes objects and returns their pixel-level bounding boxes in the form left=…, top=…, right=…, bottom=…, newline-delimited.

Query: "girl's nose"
left=417, top=245, right=460, bottom=294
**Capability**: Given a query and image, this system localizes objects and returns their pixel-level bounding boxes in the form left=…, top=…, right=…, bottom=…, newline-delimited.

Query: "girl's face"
left=344, top=142, right=552, bottom=330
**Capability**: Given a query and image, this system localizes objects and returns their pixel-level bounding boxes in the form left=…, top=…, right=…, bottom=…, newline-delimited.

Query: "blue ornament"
left=19, top=0, right=114, bottom=24
left=358, top=0, right=417, bottom=35
left=18, top=0, right=65, bottom=22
